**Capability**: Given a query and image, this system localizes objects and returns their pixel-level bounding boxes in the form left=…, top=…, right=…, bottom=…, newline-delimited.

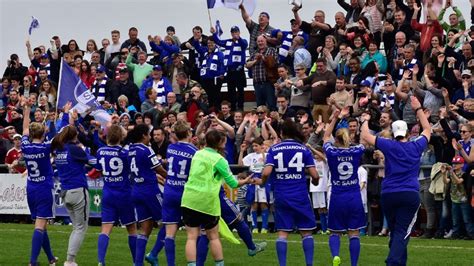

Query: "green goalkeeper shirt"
left=181, top=147, right=238, bottom=216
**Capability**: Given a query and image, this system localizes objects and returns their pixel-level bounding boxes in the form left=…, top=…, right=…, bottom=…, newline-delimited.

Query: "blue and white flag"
left=28, top=16, right=40, bottom=35
left=215, top=20, right=224, bottom=37
left=57, top=60, right=111, bottom=125
left=207, top=0, right=225, bottom=9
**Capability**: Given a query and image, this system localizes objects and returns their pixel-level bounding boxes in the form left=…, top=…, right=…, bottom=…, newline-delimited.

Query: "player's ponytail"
left=51, top=125, right=78, bottom=151
left=335, top=128, right=350, bottom=148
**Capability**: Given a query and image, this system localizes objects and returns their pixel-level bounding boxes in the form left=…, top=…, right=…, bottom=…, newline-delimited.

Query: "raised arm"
left=323, top=109, right=340, bottom=143
left=360, top=113, right=376, bottom=146
left=411, top=95, right=431, bottom=141
left=21, top=97, right=31, bottom=136
left=239, top=3, right=252, bottom=27
left=26, top=40, right=34, bottom=60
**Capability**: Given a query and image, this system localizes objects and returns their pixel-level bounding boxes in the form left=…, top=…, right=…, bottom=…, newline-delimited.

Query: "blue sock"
left=135, top=234, right=148, bottom=266
left=30, top=228, right=44, bottom=264
left=150, top=227, right=166, bottom=257
left=302, top=235, right=314, bottom=266
left=196, top=235, right=209, bottom=266
left=251, top=210, right=258, bottom=229
left=234, top=220, right=256, bottom=250
left=128, top=235, right=137, bottom=263
left=276, top=237, right=287, bottom=266
left=349, top=236, right=361, bottom=266
left=42, top=230, right=55, bottom=261
left=165, top=237, right=176, bottom=266
left=261, top=208, right=269, bottom=230
left=97, top=233, right=109, bottom=264
left=329, top=234, right=340, bottom=257
left=320, top=213, right=328, bottom=232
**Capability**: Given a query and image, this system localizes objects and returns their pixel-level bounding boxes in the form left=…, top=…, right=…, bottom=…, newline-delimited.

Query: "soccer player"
left=256, top=119, right=320, bottom=266
left=361, top=96, right=431, bottom=266
left=323, top=109, right=365, bottom=266
left=181, top=130, right=252, bottom=266
left=152, top=120, right=197, bottom=266
left=95, top=124, right=137, bottom=266
left=22, top=99, right=58, bottom=266
left=127, top=124, right=167, bottom=266
left=238, top=137, right=270, bottom=234
left=51, top=111, right=96, bottom=266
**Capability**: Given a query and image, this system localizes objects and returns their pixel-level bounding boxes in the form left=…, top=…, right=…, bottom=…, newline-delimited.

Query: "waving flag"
left=28, top=16, right=40, bottom=35
left=57, top=60, right=111, bottom=125
left=215, top=20, right=224, bottom=37
left=207, top=0, right=224, bottom=9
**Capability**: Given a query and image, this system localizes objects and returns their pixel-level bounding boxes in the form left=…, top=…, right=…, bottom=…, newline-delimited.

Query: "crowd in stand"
left=2, top=0, right=474, bottom=241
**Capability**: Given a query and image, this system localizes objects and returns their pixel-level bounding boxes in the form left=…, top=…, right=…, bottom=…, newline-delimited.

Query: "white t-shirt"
left=358, top=166, right=368, bottom=208
left=242, top=152, right=266, bottom=174
left=310, top=159, right=329, bottom=192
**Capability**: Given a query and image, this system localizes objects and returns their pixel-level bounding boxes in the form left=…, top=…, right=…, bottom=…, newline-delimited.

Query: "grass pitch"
left=0, top=223, right=473, bottom=265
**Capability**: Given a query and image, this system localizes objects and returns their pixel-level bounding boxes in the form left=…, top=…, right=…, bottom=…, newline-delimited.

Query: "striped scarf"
left=91, top=78, right=107, bottom=102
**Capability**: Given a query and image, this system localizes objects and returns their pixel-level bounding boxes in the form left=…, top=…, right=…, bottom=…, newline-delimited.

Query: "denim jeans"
left=419, top=179, right=436, bottom=229
left=452, top=202, right=474, bottom=236
left=253, top=82, right=276, bottom=111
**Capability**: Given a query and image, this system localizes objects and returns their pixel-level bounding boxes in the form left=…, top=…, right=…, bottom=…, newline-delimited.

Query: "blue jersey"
left=265, top=139, right=315, bottom=199
left=323, top=142, right=365, bottom=193
left=54, top=142, right=95, bottom=190
left=128, top=143, right=161, bottom=187
left=164, top=142, right=197, bottom=198
left=375, top=136, right=428, bottom=194
left=21, top=136, right=54, bottom=189
left=96, top=145, right=131, bottom=192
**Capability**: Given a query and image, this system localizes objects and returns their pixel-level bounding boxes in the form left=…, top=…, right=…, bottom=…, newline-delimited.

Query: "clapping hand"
left=410, top=95, right=422, bottom=110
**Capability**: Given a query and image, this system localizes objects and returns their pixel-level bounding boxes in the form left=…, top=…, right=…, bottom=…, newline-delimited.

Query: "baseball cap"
left=452, top=155, right=465, bottom=164
left=41, top=54, right=49, bottom=59
left=230, top=26, right=240, bottom=32
left=260, top=12, right=270, bottom=19
left=13, top=134, right=22, bottom=139
left=461, top=69, right=472, bottom=77
left=392, top=120, right=408, bottom=138
left=97, top=65, right=106, bottom=72
left=360, top=80, right=371, bottom=87
left=152, top=65, right=162, bottom=71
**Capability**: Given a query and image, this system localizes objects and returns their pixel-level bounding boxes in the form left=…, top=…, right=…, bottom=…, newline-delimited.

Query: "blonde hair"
left=29, top=122, right=45, bottom=140
left=335, top=128, right=350, bottom=148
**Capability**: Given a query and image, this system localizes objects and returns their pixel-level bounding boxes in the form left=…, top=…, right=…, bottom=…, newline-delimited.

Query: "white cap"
left=13, top=134, right=22, bottom=139
left=392, top=120, right=408, bottom=138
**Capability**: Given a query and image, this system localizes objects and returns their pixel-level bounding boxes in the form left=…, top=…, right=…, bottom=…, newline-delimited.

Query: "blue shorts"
left=162, top=194, right=182, bottom=224
left=328, top=191, right=366, bottom=232
left=274, top=195, right=316, bottom=231
left=27, top=187, right=54, bottom=220
left=220, top=193, right=241, bottom=225
left=132, top=187, right=162, bottom=222
left=101, top=189, right=136, bottom=225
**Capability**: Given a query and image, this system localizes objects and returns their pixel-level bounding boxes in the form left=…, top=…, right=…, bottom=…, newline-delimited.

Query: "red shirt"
left=5, top=147, right=26, bottom=173
left=411, top=19, right=443, bottom=52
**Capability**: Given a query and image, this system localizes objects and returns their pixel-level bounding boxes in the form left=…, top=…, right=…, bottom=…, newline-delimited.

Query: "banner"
left=54, top=178, right=104, bottom=218
left=207, top=0, right=255, bottom=16
left=57, top=60, right=111, bottom=125
left=0, top=174, right=28, bottom=215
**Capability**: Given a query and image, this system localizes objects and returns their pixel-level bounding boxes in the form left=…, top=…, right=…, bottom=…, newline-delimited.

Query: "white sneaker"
left=444, top=229, right=454, bottom=239
left=64, top=261, right=78, bottom=266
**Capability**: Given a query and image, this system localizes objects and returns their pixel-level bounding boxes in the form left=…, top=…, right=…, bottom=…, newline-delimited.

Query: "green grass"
left=0, top=223, right=473, bottom=265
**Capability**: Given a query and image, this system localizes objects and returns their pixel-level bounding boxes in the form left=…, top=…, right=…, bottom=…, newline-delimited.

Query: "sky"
left=0, top=0, right=472, bottom=69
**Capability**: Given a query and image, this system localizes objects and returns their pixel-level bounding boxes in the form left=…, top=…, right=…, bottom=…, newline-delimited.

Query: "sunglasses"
left=384, top=83, right=394, bottom=86
left=198, top=114, right=204, bottom=118
left=257, top=112, right=264, bottom=114
left=460, top=130, right=471, bottom=133
left=462, top=76, right=471, bottom=79
left=295, top=68, right=304, bottom=71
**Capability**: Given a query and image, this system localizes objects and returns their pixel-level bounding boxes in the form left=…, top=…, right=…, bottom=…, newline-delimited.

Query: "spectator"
left=175, top=71, right=200, bottom=98
left=383, top=9, right=415, bottom=56
left=240, top=4, right=275, bottom=56
left=359, top=0, right=384, bottom=45
left=83, top=39, right=98, bottom=62
left=148, top=34, right=180, bottom=66
left=438, top=0, right=466, bottom=33
left=276, top=95, right=296, bottom=120
left=5, top=133, right=25, bottom=174
left=194, top=38, right=225, bottom=111
left=3, top=54, right=27, bottom=81
left=361, top=41, right=387, bottom=74
left=90, top=65, right=110, bottom=103
left=120, top=27, right=147, bottom=52
left=212, top=25, right=248, bottom=111
left=246, top=35, right=278, bottom=111
left=164, top=92, right=181, bottom=114
left=270, top=19, right=308, bottom=66
left=104, top=30, right=121, bottom=63
left=166, top=26, right=181, bottom=47
left=38, top=80, right=57, bottom=107
left=19, top=75, right=38, bottom=98
left=107, top=68, right=141, bottom=111
left=166, top=53, right=191, bottom=101
left=411, top=2, right=443, bottom=53
left=337, top=0, right=362, bottom=26
left=139, top=65, right=172, bottom=104
left=98, top=38, right=110, bottom=65
left=297, top=58, right=337, bottom=122
left=288, top=64, right=312, bottom=115
left=141, top=88, right=162, bottom=125
left=333, top=11, right=349, bottom=45
left=292, top=36, right=312, bottom=72
left=180, top=26, right=209, bottom=82
left=126, top=51, right=153, bottom=88
left=79, top=60, right=94, bottom=88
left=328, top=77, right=352, bottom=110
left=219, top=101, right=234, bottom=126
left=180, top=86, right=209, bottom=126
left=150, top=127, right=169, bottom=160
